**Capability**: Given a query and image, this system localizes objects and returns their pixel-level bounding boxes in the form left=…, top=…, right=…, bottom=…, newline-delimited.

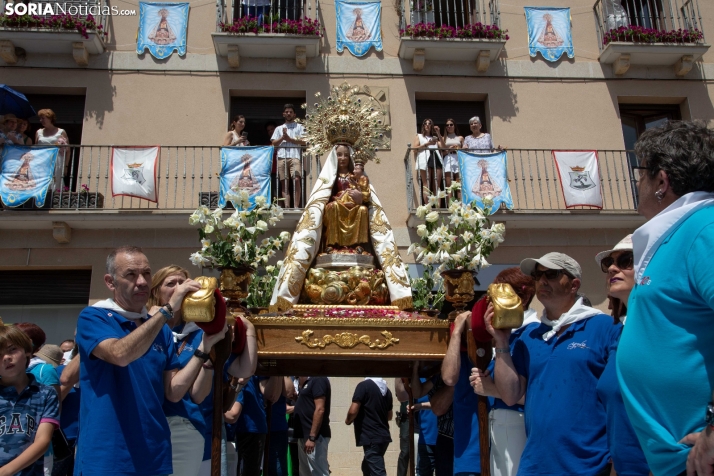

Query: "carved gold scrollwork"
left=295, top=330, right=399, bottom=350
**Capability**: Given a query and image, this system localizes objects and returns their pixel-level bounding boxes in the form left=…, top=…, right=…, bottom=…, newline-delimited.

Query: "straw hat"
left=595, top=235, right=633, bottom=266
left=35, top=344, right=63, bottom=368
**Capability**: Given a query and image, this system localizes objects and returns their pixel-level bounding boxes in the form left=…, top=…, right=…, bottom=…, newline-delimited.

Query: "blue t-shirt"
left=75, top=306, right=180, bottom=476
left=0, top=375, right=60, bottom=476
left=27, top=361, right=59, bottom=387
left=512, top=314, right=621, bottom=476
left=271, top=395, right=288, bottom=432
left=235, top=376, right=268, bottom=434
left=55, top=365, right=80, bottom=442
left=163, top=325, right=208, bottom=436
left=416, top=387, right=437, bottom=447
left=618, top=206, right=714, bottom=476
left=596, top=346, right=649, bottom=476
left=488, top=322, right=539, bottom=413
left=199, top=386, right=214, bottom=461
left=453, top=352, right=484, bottom=474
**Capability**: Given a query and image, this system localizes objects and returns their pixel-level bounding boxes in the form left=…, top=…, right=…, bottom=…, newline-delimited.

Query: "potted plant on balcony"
left=189, top=191, right=290, bottom=309
left=407, top=182, right=505, bottom=318
left=52, top=184, right=105, bottom=209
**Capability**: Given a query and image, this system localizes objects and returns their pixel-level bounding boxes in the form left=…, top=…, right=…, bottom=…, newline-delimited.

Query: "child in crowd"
left=0, top=319, right=60, bottom=476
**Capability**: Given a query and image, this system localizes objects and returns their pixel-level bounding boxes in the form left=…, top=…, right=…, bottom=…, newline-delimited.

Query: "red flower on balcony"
left=400, top=22, right=509, bottom=41
left=219, top=16, right=324, bottom=37
left=603, top=25, right=704, bottom=45
left=0, top=13, right=107, bottom=39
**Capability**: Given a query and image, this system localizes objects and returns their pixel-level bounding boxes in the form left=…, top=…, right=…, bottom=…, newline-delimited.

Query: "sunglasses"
left=446, top=124, right=455, bottom=127
left=600, top=252, right=633, bottom=273
left=532, top=268, right=572, bottom=281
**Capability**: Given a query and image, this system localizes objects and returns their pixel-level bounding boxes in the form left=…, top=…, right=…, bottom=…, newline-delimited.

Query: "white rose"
left=425, top=211, right=439, bottom=223
left=256, top=220, right=268, bottom=232
left=204, top=224, right=214, bottom=234
left=276, top=260, right=284, bottom=267
left=280, top=231, right=291, bottom=242
left=416, top=205, right=429, bottom=219
left=416, top=224, right=428, bottom=237
left=265, top=265, right=275, bottom=273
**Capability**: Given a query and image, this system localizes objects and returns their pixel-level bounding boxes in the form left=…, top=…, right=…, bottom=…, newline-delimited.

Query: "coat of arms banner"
left=219, top=146, right=273, bottom=210
left=111, top=146, right=160, bottom=202
left=0, top=145, right=58, bottom=208
left=553, top=150, right=603, bottom=208
left=137, top=2, right=189, bottom=59
left=335, top=0, right=383, bottom=57
left=458, top=150, right=513, bottom=215
left=524, top=7, right=573, bottom=62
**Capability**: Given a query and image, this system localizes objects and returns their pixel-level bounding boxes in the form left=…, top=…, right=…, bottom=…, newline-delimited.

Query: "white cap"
left=520, top=252, right=582, bottom=280
left=595, top=235, right=633, bottom=266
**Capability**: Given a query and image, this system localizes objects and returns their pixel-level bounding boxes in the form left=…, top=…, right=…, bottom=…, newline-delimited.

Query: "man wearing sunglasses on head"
left=483, top=252, right=622, bottom=476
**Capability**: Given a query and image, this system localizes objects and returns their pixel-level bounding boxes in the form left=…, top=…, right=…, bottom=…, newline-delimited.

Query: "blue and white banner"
left=219, top=146, right=273, bottom=210
left=524, top=7, right=573, bottom=62
left=0, top=145, right=58, bottom=208
left=335, top=0, right=382, bottom=57
left=458, top=150, right=513, bottom=215
left=137, top=2, right=189, bottom=59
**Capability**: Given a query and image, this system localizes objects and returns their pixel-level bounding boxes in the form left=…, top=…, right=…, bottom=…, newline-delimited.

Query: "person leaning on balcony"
left=591, top=235, right=650, bottom=476
left=224, top=115, right=250, bottom=147
left=442, top=118, right=463, bottom=199
left=413, top=118, right=444, bottom=205
left=463, top=116, right=502, bottom=152
left=74, top=246, right=231, bottom=476
left=485, top=252, right=621, bottom=476
left=615, top=120, right=714, bottom=476
left=271, top=103, right=307, bottom=209
left=16, top=118, right=33, bottom=145
left=35, top=109, right=69, bottom=189
left=0, top=114, right=22, bottom=145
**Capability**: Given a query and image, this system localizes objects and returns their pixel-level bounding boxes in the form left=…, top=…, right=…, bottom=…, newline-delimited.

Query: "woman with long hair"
left=442, top=118, right=463, bottom=200
left=223, top=115, right=250, bottom=146
left=413, top=118, right=444, bottom=204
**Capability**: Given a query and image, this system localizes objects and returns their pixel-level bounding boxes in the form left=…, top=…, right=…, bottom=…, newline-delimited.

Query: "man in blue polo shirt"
left=75, top=246, right=227, bottom=476
left=486, top=252, right=621, bottom=476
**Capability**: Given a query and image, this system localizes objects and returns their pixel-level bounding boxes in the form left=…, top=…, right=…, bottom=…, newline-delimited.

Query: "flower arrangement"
left=60, top=184, right=90, bottom=194
left=0, top=13, right=107, bottom=39
left=408, top=264, right=445, bottom=311
left=408, top=182, right=505, bottom=274
left=400, top=22, right=509, bottom=40
left=300, top=308, right=431, bottom=319
left=188, top=191, right=290, bottom=270
left=219, top=16, right=323, bottom=37
left=603, top=26, right=703, bottom=45
left=246, top=261, right=282, bottom=308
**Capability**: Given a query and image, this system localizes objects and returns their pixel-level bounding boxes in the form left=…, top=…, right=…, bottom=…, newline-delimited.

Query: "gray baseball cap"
left=520, top=252, right=582, bottom=280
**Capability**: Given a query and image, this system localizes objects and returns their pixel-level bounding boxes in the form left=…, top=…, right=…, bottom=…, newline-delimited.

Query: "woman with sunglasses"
left=594, top=236, right=650, bottom=476
left=414, top=118, right=444, bottom=204
left=442, top=119, right=463, bottom=199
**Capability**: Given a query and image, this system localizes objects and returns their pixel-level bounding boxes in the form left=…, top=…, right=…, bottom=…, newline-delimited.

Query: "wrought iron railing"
left=400, top=0, right=500, bottom=30
left=215, top=0, right=320, bottom=32
left=593, top=0, right=705, bottom=51
left=1, top=145, right=318, bottom=211
left=403, top=146, right=639, bottom=212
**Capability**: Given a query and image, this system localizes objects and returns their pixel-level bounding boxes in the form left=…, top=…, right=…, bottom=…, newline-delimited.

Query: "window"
left=621, top=0, right=665, bottom=29
left=230, top=95, right=306, bottom=146
left=25, top=94, right=86, bottom=145
left=415, top=99, right=487, bottom=138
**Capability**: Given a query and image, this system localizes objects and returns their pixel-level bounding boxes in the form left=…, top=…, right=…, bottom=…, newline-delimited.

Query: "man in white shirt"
left=271, top=104, right=306, bottom=208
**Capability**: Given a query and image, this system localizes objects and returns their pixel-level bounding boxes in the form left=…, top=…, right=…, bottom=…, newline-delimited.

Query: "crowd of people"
left=0, top=120, right=713, bottom=476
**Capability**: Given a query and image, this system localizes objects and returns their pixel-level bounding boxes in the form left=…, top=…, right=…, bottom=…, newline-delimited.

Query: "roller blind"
left=0, top=270, right=92, bottom=305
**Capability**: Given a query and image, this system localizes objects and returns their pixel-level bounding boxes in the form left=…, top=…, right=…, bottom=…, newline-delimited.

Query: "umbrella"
left=0, top=84, right=36, bottom=119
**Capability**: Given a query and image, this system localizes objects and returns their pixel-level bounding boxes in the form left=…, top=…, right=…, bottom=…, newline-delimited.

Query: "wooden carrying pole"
left=211, top=334, right=232, bottom=476
left=402, top=377, right=416, bottom=476
left=466, top=331, right=492, bottom=476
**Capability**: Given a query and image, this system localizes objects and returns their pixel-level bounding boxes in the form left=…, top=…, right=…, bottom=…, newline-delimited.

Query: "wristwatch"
left=706, top=402, right=714, bottom=428
left=193, top=349, right=211, bottom=362
left=308, top=435, right=317, bottom=442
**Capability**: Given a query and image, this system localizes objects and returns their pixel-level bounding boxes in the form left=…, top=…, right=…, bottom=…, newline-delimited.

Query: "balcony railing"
left=593, top=0, right=705, bottom=50
left=0, top=145, right=319, bottom=212
left=216, top=0, right=319, bottom=32
left=401, top=0, right=500, bottom=30
left=404, top=147, right=638, bottom=213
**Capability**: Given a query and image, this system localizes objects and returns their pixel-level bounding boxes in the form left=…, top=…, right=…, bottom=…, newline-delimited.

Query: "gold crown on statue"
left=299, top=82, right=390, bottom=165
left=570, top=165, right=585, bottom=172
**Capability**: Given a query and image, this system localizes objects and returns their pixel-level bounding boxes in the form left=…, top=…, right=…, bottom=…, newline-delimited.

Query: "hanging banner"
left=111, top=146, right=160, bottom=202
left=219, top=146, right=273, bottom=210
left=137, top=2, right=189, bottom=59
left=553, top=150, right=603, bottom=208
left=0, top=145, right=58, bottom=208
left=524, top=7, right=573, bottom=62
left=458, top=150, right=513, bottom=215
left=335, top=0, right=383, bottom=57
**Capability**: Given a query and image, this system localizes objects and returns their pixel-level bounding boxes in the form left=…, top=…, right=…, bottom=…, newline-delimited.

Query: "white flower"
left=265, top=265, right=275, bottom=273
left=255, top=195, right=268, bottom=207
left=268, top=217, right=279, bottom=226
left=232, top=243, right=244, bottom=257
left=189, top=211, right=203, bottom=226
left=201, top=239, right=211, bottom=249
left=427, top=194, right=439, bottom=207
left=190, top=252, right=211, bottom=267
left=482, top=195, right=494, bottom=208
left=425, top=211, right=439, bottom=223
left=492, top=223, right=505, bottom=234
left=439, top=241, right=451, bottom=252
left=448, top=201, right=460, bottom=214
left=261, top=238, right=271, bottom=247
left=416, top=205, right=429, bottom=219
left=416, top=224, right=428, bottom=237
left=462, top=231, right=474, bottom=242
left=204, top=224, right=214, bottom=234
left=245, top=227, right=256, bottom=235
left=256, top=220, right=268, bottom=232
left=423, top=253, right=437, bottom=265
left=280, top=231, right=291, bottom=242
left=450, top=214, right=463, bottom=226
left=436, top=189, right=447, bottom=199
left=276, top=260, right=284, bottom=267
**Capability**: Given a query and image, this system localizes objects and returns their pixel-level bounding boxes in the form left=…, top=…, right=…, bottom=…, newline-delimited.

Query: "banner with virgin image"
left=0, top=145, right=58, bottom=207
left=137, top=2, right=189, bottom=59
left=525, top=7, right=574, bottom=62
left=219, top=146, right=273, bottom=210
left=458, top=150, right=513, bottom=215
left=335, top=0, right=383, bottom=57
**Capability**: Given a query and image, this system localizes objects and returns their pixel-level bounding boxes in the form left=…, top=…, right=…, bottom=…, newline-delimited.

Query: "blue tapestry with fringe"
left=137, top=2, right=189, bottom=59
left=0, top=145, right=58, bottom=208
left=525, top=7, right=573, bottom=62
left=219, top=146, right=273, bottom=210
left=335, top=0, right=382, bottom=57
left=458, top=150, right=513, bottom=215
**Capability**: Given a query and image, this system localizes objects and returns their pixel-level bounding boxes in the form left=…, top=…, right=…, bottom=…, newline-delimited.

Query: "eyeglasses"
left=531, top=268, right=572, bottom=281
left=446, top=124, right=455, bottom=127
left=600, top=252, right=633, bottom=273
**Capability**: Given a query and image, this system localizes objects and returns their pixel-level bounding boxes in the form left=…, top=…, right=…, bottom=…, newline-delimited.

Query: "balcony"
left=0, top=145, right=318, bottom=234
left=593, top=0, right=709, bottom=76
left=0, top=0, right=108, bottom=66
left=211, top=0, right=321, bottom=69
left=403, top=147, right=643, bottom=229
left=398, top=0, right=506, bottom=72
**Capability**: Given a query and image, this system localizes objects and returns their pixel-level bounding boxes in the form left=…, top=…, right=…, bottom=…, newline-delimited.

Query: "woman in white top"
left=442, top=118, right=463, bottom=200
left=223, top=115, right=250, bottom=146
left=463, top=116, right=501, bottom=152
left=413, top=118, right=445, bottom=205
left=35, top=109, right=69, bottom=190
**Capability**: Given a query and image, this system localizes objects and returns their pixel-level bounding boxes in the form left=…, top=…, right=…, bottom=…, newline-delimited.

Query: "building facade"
left=1, top=0, right=713, bottom=471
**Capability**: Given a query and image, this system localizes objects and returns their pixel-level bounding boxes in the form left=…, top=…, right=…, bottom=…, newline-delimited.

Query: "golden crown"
left=299, top=82, right=390, bottom=165
left=126, top=162, right=143, bottom=168
left=570, top=165, right=585, bottom=172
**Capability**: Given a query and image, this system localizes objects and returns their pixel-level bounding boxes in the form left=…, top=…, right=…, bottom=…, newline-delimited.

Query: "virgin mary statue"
left=269, top=83, right=412, bottom=311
